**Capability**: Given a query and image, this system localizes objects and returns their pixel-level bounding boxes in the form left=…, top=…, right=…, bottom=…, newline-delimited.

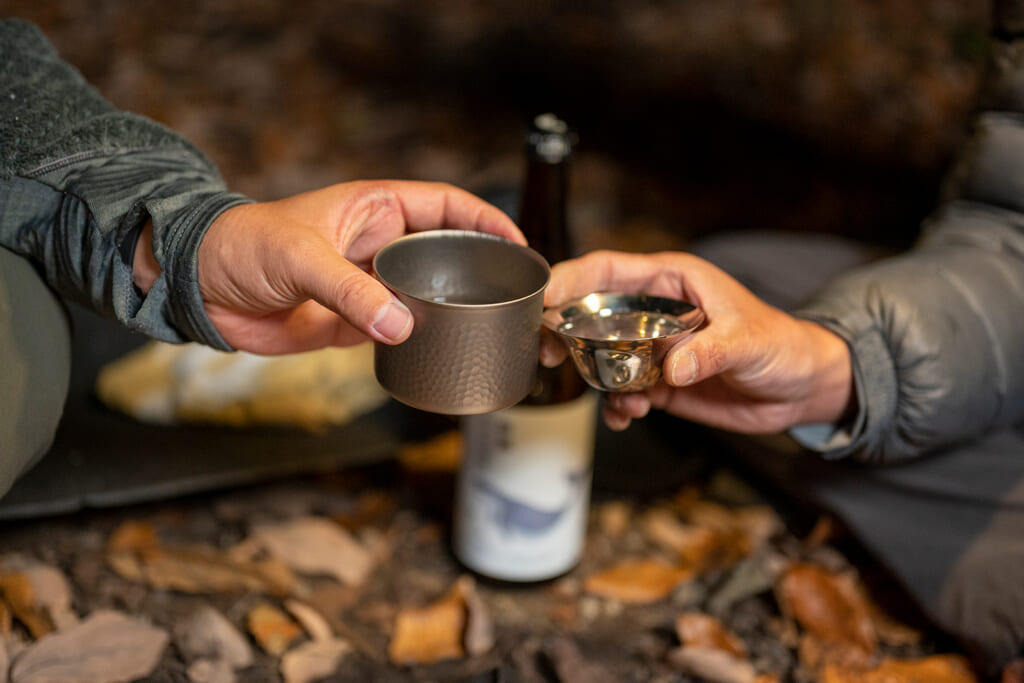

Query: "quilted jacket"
left=795, top=1, right=1024, bottom=464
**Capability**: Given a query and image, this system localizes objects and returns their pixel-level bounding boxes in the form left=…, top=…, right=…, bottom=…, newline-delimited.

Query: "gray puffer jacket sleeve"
left=794, top=11, right=1024, bottom=464
left=0, top=19, right=252, bottom=349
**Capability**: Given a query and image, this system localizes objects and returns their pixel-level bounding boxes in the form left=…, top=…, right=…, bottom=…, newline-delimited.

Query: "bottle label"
left=453, top=391, right=599, bottom=581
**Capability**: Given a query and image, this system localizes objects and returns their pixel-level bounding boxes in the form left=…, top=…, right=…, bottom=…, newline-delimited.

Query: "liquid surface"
left=429, top=293, right=505, bottom=305
left=559, top=311, right=689, bottom=341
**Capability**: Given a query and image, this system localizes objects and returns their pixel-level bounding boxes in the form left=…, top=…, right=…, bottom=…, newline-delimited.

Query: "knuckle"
left=331, top=270, right=381, bottom=310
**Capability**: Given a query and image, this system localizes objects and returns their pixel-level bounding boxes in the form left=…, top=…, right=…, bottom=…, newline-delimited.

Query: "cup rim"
left=542, top=292, right=706, bottom=343
left=372, top=230, right=551, bottom=308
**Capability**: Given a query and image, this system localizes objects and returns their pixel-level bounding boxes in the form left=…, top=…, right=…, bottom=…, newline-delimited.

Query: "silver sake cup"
left=372, top=230, right=550, bottom=415
left=542, top=293, right=705, bottom=392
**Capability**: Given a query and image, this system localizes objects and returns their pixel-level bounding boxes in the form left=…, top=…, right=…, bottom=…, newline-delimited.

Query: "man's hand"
left=136, top=180, right=522, bottom=354
left=542, top=250, right=855, bottom=434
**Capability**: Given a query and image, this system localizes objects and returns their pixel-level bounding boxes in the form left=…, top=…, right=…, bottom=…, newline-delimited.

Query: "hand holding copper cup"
left=372, top=230, right=550, bottom=415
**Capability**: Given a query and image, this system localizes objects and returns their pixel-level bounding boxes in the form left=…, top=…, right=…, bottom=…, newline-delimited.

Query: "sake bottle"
left=453, top=113, right=599, bottom=581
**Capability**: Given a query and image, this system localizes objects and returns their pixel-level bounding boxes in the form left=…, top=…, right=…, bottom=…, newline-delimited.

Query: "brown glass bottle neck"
left=517, top=153, right=587, bottom=404
left=517, top=157, right=572, bottom=264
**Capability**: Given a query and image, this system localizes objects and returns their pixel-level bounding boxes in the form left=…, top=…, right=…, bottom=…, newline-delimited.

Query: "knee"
left=0, top=249, right=71, bottom=498
left=937, top=534, right=1024, bottom=676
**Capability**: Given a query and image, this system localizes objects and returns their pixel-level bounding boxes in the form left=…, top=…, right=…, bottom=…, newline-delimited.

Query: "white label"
left=453, top=391, right=599, bottom=581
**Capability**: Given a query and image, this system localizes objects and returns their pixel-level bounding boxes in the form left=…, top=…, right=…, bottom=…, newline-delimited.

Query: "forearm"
left=0, top=19, right=252, bottom=347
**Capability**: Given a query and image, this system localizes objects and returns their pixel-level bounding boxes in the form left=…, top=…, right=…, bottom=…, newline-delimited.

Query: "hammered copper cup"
left=372, top=230, right=550, bottom=415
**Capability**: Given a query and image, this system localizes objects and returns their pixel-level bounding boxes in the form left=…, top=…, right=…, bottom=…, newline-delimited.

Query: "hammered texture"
left=372, top=231, right=549, bottom=414
left=375, top=307, right=540, bottom=414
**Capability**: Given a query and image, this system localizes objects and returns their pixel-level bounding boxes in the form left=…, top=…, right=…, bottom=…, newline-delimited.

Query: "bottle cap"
left=526, top=113, right=577, bottom=163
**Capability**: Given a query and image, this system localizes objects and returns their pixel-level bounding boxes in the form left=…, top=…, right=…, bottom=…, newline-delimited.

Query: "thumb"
left=661, top=333, right=729, bottom=387
left=292, top=245, right=413, bottom=344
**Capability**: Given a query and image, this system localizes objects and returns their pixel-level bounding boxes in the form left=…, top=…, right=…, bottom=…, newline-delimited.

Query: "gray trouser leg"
left=0, top=247, right=71, bottom=499
left=693, top=231, right=1024, bottom=674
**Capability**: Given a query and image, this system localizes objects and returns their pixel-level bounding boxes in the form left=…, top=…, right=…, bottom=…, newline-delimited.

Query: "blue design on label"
left=472, top=467, right=591, bottom=536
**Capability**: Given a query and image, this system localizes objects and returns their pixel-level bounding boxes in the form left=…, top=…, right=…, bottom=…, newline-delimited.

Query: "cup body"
left=373, top=230, right=550, bottom=415
left=542, top=293, right=705, bottom=392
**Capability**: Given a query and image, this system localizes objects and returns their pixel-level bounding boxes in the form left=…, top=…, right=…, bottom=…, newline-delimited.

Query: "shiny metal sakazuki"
left=543, top=293, right=705, bottom=392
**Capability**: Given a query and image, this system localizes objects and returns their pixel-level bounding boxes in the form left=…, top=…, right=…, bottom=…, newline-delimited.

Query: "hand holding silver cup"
left=542, top=293, right=705, bottom=392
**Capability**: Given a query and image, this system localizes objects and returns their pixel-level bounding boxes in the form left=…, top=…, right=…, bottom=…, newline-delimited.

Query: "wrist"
left=795, top=320, right=856, bottom=426
left=132, top=218, right=161, bottom=294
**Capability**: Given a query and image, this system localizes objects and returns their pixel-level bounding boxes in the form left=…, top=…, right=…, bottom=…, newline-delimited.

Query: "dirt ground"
left=0, top=440, right=966, bottom=682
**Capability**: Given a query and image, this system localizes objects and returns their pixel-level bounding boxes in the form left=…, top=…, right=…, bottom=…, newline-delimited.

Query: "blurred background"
left=0, top=6, right=1002, bottom=677
left=8, top=0, right=993, bottom=254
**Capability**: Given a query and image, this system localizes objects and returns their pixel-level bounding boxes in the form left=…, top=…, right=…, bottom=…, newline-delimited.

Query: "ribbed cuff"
left=161, top=191, right=253, bottom=351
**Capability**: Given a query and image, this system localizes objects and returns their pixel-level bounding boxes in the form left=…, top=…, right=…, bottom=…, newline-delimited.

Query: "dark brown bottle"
left=452, top=113, right=598, bottom=582
left=517, top=113, right=589, bottom=405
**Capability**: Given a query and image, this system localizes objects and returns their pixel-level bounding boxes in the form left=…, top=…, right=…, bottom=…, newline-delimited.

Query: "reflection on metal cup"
left=595, top=349, right=643, bottom=389
left=372, top=230, right=550, bottom=415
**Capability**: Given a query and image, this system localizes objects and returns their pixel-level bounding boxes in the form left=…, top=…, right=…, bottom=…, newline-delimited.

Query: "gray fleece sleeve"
left=0, top=18, right=252, bottom=349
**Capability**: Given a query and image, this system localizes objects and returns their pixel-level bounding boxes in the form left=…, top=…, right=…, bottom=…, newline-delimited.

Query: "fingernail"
left=371, top=299, right=412, bottom=342
left=668, top=349, right=699, bottom=386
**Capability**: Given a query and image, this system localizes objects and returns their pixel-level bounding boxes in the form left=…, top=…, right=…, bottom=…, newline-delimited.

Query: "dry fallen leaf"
left=107, top=520, right=160, bottom=552
left=299, top=585, right=381, bottom=662
left=388, top=581, right=466, bottom=665
left=250, top=517, right=374, bottom=586
left=173, top=605, right=253, bottom=670
left=109, top=544, right=295, bottom=596
left=280, top=638, right=352, bottom=683
left=247, top=603, right=303, bottom=657
left=398, top=430, right=462, bottom=472
left=186, top=658, right=235, bottom=683
left=642, top=508, right=709, bottom=555
left=676, top=612, right=748, bottom=658
left=798, top=633, right=875, bottom=674
left=332, top=491, right=397, bottom=532
left=303, top=583, right=359, bottom=621
left=455, top=576, right=494, bottom=657
left=0, top=558, right=78, bottom=634
left=732, top=506, right=784, bottom=551
left=598, top=501, right=631, bottom=538
left=284, top=600, right=334, bottom=642
left=643, top=501, right=781, bottom=576
left=822, top=654, right=979, bottom=683
left=8, top=609, right=168, bottom=683
left=0, top=600, right=11, bottom=638
left=776, top=563, right=877, bottom=656
left=106, top=521, right=297, bottom=596
left=667, top=646, right=757, bottom=683
left=583, top=559, right=694, bottom=604
left=0, top=573, right=53, bottom=639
